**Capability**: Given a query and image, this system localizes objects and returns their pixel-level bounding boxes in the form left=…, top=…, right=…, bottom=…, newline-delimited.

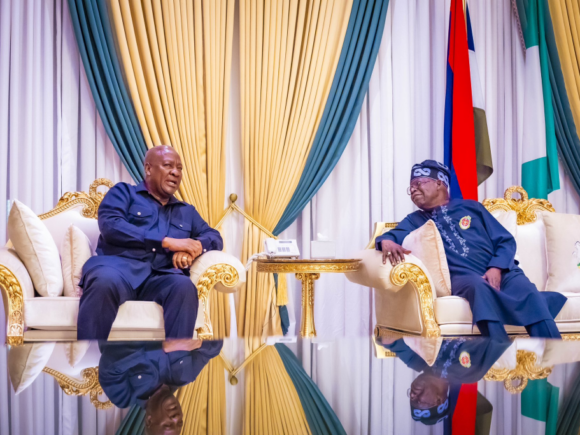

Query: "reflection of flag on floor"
left=444, top=0, right=492, bottom=200
left=444, top=385, right=493, bottom=435
left=521, top=379, right=559, bottom=435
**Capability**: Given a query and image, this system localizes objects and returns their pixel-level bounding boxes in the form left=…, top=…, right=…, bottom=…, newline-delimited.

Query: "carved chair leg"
left=0, top=265, right=24, bottom=346
left=390, top=263, right=441, bottom=339
left=195, top=264, right=239, bottom=340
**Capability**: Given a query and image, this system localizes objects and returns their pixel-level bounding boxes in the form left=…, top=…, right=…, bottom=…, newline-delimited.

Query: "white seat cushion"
left=24, top=298, right=164, bottom=330
left=434, top=292, right=580, bottom=325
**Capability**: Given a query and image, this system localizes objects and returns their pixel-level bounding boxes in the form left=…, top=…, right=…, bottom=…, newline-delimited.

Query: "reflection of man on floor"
left=376, top=160, right=566, bottom=339
left=99, top=339, right=222, bottom=435
left=380, top=336, right=503, bottom=431
left=78, top=145, right=223, bottom=340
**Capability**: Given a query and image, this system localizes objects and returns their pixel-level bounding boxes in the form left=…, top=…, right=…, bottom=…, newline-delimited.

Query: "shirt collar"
left=136, top=181, right=184, bottom=206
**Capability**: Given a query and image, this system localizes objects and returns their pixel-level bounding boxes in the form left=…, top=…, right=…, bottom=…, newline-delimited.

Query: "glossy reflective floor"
left=2, top=336, right=580, bottom=434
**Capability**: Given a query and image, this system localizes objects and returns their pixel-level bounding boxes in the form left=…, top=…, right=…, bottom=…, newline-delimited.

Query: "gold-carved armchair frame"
left=370, top=186, right=568, bottom=340
left=0, top=179, right=238, bottom=345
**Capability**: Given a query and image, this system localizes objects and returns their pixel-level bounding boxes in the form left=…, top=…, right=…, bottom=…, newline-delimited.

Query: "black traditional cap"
left=410, top=396, right=450, bottom=425
left=410, top=160, right=450, bottom=187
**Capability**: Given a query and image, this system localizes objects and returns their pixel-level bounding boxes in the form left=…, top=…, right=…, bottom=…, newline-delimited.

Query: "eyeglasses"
left=407, top=179, right=435, bottom=195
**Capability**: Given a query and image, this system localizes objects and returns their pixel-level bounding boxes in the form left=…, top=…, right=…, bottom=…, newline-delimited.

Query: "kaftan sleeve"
left=375, top=216, right=419, bottom=250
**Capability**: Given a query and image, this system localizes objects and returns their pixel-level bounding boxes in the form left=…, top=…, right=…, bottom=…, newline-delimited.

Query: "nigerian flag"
left=518, top=0, right=560, bottom=199
left=521, top=379, right=559, bottom=435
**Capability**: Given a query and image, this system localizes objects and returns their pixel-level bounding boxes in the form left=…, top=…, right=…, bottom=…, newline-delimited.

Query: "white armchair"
left=347, top=186, right=580, bottom=339
left=0, top=179, right=245, bottom=345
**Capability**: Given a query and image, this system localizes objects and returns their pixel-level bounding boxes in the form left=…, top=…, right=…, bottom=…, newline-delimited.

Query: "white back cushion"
left=8, top=201, right=63, bottom=296
left=515, top=213, right=548, bottom=291
left=41, top=205, right=100, bottom=256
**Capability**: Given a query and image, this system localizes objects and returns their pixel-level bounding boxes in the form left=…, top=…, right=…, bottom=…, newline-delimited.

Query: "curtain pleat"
left=275, top=344, right=346, bottom=435
left=243, top=346, right=311, bottom=435
left=115, top=405, right=145, bottom=435
left=237, top=0, right=352, bottom=340
left=274, top=0, right=389, bottom=235
left=66, top=0, right=147, bottom=181
left=546, top=0, right=580, bottom=196
left=175, top=357, right=227, bottom=434
left=237, top=2, right=353, bottom=432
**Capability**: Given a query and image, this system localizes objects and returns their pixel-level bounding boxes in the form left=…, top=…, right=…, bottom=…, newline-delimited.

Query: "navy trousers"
left=77, top=266, right=198, bottom=340
left=477, top=319, right=561, bottom=340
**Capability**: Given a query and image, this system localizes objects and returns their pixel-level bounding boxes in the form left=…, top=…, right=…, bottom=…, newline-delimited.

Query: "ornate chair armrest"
left=0, top=248, right=34, bottom=346
left=346, top=250, right=437, bottom=296
left=190, top=251, right=246, bottom=339
left=347, top=249, right=440, bottom=338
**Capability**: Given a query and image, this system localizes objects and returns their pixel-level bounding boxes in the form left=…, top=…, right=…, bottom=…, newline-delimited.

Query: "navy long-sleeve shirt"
left=98, top=340, right=223, bottom=408
left=375, top=199, right=517, bottom=276
left=81, top=181, right=223, bottom=288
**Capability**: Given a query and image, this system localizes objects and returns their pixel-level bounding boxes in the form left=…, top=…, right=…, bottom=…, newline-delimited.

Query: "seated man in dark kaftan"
left=380, top=335, right=506, bottom=430
left=99, top=339, right=222, bottom=435
left=77, top=145, right=223, bottom=340
left=375, top=160, right=566, bottom=339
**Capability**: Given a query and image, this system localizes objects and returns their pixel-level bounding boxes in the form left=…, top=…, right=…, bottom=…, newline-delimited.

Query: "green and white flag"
left=518, top=0, right=560, bottom=199
left=521, top=378, right=559, bottom=435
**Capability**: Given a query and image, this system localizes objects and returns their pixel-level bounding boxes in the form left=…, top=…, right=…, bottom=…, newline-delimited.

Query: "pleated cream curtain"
left=109, top=0, right=234, bottom=338
left=237, top=0, right=353, bottom=341
left=109, top=3, right=234, bottom=434
left=548, top=0, right=580, bottom=131
left=237, top=1, right=352, bottom=433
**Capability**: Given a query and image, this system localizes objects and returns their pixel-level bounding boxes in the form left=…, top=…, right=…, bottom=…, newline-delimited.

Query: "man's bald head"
left=143, top=145, right=183, bottom=205
left=145, top=145, right=180, bottom=165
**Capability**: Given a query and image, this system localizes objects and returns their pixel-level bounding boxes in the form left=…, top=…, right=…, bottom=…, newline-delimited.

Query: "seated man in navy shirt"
left=375, top=160, right=566, bottom=339
left=77, top=145, right=223, bottom=340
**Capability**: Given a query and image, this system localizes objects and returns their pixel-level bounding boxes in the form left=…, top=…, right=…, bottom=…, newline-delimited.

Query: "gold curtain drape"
left=110, top=2, right=234, bottom=434
left=175, top=357, right=227, bottom=434
left=548, top=0, right=580, bottom=131
left=238, top=0, right=352, bottom=341
left=237, top=0, right=352, bottom=433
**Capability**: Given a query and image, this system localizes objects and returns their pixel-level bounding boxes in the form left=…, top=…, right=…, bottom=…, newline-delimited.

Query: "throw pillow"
left=8, top=342, right=56, bottom=394
left=61, top=224, right=93, bottom=297
left=402, top=220, right=452, bottom=297
left=543, top=212, right=580, bottom=293
left=7, top=200, right=63, bottom=296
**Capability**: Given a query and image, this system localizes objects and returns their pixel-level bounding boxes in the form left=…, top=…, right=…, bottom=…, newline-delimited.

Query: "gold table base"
left=255, top=259, right=361, bottom=338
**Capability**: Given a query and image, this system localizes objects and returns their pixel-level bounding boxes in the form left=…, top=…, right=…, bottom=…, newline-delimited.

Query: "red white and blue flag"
left=444, top=0, right=492, bottom=200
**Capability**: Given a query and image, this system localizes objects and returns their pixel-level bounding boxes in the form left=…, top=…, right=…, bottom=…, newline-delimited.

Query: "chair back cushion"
left=514, top=214, right=548, bottom=291
left=41, top=204, right=100, bottom=256
left=543, top=212, right=580, bottom=293
left=61, top=225, right=94, bottom=297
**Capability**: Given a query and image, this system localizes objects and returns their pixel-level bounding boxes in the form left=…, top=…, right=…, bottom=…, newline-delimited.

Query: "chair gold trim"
left=481, top=186, right=555, bottom=225
left=42, top=367, right=112, bottom=409
left=367, top=186, right=566, bottom=339
left=483, top=350, right=552, bottom=394
left=0, top=179, right=238, bottom=344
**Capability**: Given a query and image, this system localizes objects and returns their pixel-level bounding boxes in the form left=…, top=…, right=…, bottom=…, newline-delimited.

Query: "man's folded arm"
left=98, top=184, right=164, bottom=252
left=375, top=217, right=417, bottom=250
left=190, top=208, right=224, bottom=252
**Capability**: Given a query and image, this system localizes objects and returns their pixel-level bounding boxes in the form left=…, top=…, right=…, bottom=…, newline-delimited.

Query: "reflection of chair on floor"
left=373, top=332, right=580, bottom=395
left=0, top=179, right=245, bottom=344
left=348, top=186, right=580, bottom=338
left=8, top=341, right=111, bottom=409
